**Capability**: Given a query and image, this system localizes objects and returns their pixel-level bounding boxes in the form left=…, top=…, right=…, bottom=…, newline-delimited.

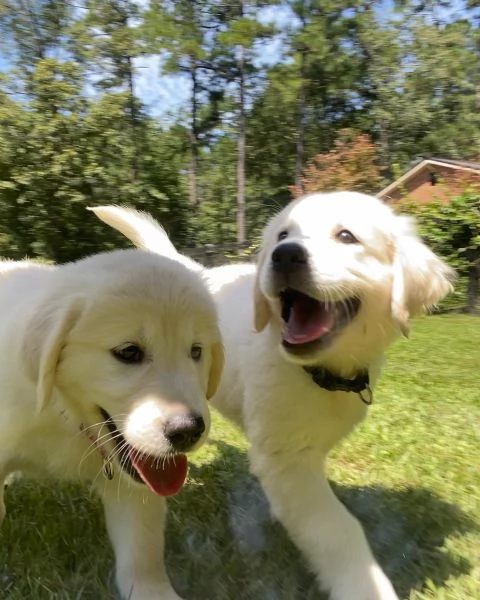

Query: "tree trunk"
left=236, top=42, right=246, bottom=244
left=295, top=44, right=307, bottom=193
left=126, top=55, right=139, bottom=183
left=189, top=64, right=199, bottom=206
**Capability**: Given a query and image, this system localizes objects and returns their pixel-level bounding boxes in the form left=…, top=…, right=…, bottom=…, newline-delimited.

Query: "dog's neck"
left=303, top=365, right=372, bottom=405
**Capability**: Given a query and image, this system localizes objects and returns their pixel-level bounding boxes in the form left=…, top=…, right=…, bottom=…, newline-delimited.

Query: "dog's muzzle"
left=95, top=408, right=205, bottom=497
left=271, top=242, right=308, bottom=276
left=267, top=242, right=361, bottom=354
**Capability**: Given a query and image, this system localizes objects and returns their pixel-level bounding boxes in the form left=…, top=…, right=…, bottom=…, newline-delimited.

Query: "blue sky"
left=129, top=0, right=475, bottom=120
left=0, top=0, right=475, bottom=122
left=132, top=4, right=292, bottom=120
left=0, top=3, right=294, bottom=121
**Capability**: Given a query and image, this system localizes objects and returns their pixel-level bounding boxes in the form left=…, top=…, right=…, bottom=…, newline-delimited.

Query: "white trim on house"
left=377, top=159, right=480, bottom=199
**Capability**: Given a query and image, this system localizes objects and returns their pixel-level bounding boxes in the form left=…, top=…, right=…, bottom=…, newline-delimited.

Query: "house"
left=377, top=157, right=480, bottom=204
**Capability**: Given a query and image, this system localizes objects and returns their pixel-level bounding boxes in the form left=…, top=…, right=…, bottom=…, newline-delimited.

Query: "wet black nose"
left=271, top=242, right=308, bottom=274
left=163, top=414, right=205, bottom=452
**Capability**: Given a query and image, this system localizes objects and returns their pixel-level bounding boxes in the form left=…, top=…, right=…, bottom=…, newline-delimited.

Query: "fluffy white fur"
left=0, top=245, right=223, bottom=600
left=92, top=193, right=454, bottom=600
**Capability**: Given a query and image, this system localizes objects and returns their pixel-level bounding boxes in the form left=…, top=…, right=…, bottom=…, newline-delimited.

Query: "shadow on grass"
left=0, top=441, right=476, bottom=600
left=1, top=479, right=113, bottom=600
left=168, top=440, right=477, bottom=600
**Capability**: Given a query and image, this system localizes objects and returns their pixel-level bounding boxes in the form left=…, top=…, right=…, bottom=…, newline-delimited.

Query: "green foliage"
left=0, top=59, right=189, bottom=261
left=400, top=188, right=480, bottom=312
left=402, top=191, right=480, bottom=272
left=0, top=0, right=479, bottom=281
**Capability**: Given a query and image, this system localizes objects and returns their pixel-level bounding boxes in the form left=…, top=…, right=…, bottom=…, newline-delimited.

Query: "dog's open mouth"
left=280, top=289, right=361, bottom=350
left=99, top=408, right=188, bottom=497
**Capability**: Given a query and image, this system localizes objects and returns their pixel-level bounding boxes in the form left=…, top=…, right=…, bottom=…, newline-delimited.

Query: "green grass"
left=1, top=315, right=479, bottom=599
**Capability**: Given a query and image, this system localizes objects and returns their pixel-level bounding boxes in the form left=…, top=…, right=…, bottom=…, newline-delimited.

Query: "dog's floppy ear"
left=253, top=244, right=272, bottom=332
left=391, top=216, right=455, bottom=336
left=206, top=341, right=224, bottom=399
left=23, top=297, right=85, bottom=412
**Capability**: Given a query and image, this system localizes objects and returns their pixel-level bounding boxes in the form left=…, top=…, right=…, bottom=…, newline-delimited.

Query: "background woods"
left=0, top=0, right=479, bottom=310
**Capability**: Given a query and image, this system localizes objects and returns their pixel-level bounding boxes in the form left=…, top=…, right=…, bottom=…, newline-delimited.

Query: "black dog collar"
left=303, top=366, right=373, bottom=405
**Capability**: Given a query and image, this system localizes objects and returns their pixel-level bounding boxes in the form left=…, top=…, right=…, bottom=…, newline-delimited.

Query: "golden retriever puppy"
left=92, top=193, right=454, bottom=600
left=0, top=244, right=223, bottom=600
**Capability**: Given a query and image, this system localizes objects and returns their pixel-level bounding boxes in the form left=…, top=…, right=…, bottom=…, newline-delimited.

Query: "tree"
left=291, top=129, right=383, bottom=197
left=402, top=184, right=480, bottom=314
left=214, top=1, right=276, bottom=244
left=356, top=2, right=480, bottom=171
left=0, top=57, right=93, bottom=261
left=141, top=0, right=224, bottom=207
left=1, top=0, right=479, bottom=256
left=75, top=0, right=144, bottom=184
left=283, top=1, right=375, bottom=190
left=0, top=0, right=190, bottom=261
left=0, top=0, right=72, bottom=90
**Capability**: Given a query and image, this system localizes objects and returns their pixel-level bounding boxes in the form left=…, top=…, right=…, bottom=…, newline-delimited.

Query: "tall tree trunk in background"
left=377, top=117, right=391, bottom=177
left=126, top=54, right=139, bottom=183
left=189, top=64, right=199, bottom=206
left=295, top=10, right=307, bottom=193
left=473, top=3, right=480, bottom=112
left=237, top=41, right=246, bottom=244
left=295, top=52, right=307, bottom=192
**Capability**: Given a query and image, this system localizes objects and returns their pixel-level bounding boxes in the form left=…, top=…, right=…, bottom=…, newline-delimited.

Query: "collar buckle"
left=304, top=366, right=373, bottom=405
left=358, top=384, right=373, bottom=405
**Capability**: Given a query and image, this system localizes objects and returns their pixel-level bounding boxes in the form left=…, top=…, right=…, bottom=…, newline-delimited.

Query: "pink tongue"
left=130, top=452, right=188, bottom=496
left=283, top=296, right=334, bottom=344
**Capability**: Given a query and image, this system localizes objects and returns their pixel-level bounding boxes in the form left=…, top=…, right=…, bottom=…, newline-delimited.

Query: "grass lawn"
left=1, top=315, right=479, bottom=599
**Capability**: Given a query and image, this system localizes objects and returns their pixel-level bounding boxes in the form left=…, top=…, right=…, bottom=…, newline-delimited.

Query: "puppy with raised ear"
left=91, top=193, right=454, bottom=600
left=0, top=236, right=223, bottom=600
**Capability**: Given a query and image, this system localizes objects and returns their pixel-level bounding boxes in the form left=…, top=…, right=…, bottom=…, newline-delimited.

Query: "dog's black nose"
left=271, top=242, right=308, bottom=274
left=164, top=414, right=205, bottom=451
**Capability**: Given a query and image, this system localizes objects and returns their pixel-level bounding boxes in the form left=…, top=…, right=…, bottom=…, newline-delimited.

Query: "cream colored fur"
left=0, top=246, right=223, bottom=600
left=92, top=193, right=454, bottom=600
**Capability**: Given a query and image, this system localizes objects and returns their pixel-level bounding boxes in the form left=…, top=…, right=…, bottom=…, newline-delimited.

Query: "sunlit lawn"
left=1, top=315, right=479, bottom=599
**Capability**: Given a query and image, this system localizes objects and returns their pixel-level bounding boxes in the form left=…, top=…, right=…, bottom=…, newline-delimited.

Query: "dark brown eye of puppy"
left=277, top=230, right=289, bottom=241
left=336, top=229, right=359, bottom=244
left=111, top=343, right=145, bottom=364
left=190, top=344, right=202, bottom=361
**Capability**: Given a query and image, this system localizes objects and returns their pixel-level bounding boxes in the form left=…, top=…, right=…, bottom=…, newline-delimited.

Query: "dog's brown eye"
left=190, top=344, right=202, bottom=361
left=277, top=230, right=289, bottom=241
left=336, top=229, right=359, bottom=244
left=111, top=343, right=145, bottom=364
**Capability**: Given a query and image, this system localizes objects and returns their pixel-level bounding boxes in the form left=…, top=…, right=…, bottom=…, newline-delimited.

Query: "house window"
left=429, top=172, right=438, bottom=186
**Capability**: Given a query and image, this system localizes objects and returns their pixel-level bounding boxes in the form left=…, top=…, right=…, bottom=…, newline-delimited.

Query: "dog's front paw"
left=115, top=577, right=184, bottom=600
left=118, top=585, right=183, bottom=600
left=128, top=590, right=183, bottom=600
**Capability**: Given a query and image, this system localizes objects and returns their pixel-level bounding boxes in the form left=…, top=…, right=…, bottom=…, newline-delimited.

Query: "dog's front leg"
left=100, top=483, right=182, bottom=600
left=250, top=450, right=399, bottom=600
